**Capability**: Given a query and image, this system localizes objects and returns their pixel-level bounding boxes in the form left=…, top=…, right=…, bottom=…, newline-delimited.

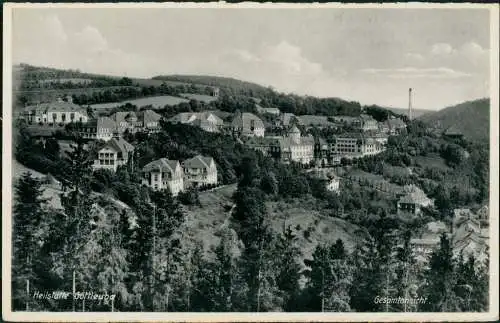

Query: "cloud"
left=73, top=26, right=108, bottom=52
left=14, top=14, right=148, bottom=77
left=261, top=41, right=323, bottom=75
left=405, top=53, right=424, bottom=62
left=217, top=41, right=326, bottom=93
left=459, top=41, right=489, bottom=63
left=360, top=67, right=472, bottom=79
left=43, top=15, right=68, bottom=42
left=431, top=43, right=455, bottom=56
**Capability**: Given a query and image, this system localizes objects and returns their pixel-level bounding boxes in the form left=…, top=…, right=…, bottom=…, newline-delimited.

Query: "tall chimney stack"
left=408, top=88, right=413, bottom=121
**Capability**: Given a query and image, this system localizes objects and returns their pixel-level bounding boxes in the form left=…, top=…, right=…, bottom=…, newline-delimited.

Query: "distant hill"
left=153, top=74, right=272, bottom=95
left=384, top=107, right=431, bottom=119
left=418, top=98, right=490, bottom=141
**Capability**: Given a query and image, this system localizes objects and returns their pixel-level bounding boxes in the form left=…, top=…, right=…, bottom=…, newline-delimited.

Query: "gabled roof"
left=138, top=109, right=162, bottom=125
left=289, top=125, right=301, bottom=134
left=143, top=158, right=180, bottom=173
left=183, top=155, right=215, bottom=170
left=111, top=111, right=139, bottom=124
left=278, top=135, right=315, bottom=149
left=170, top=112, right=197, bottom=123
left=170, top=111, right=223, bottom=125
left=96, top=116, right=117, bottom=130
left=398, top=185, right=432, bottom=205
left=386, top=118, right=406, bottom=129
left=100, top=137, right=134, bottom=155
left=231, top=112, right=264, bottom=130
left=280, top=113, right=297, bottom=126
left=25, top=101, right=87, bottom=116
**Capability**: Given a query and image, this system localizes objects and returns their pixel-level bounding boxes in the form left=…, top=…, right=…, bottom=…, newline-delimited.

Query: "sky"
left=11, top=7, right=491, bottom=110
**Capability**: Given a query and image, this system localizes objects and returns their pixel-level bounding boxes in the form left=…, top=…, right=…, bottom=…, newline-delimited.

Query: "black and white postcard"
left=2, top=3, right=499, bottom=322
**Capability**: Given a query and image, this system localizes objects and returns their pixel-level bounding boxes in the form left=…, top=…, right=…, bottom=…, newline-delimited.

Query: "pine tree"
left=349, top=236, right=386, bottom=312
left=203, top=228, right=239, bottom=311
left=304, top=239, right=352, bottom=312
left=12, top=173, right=48, bottom=310
left=394, top=230, right=420, bottom=312
left=421, top=233, right=460, bottom=311
left=232, top=186, right=280, bottom=311
left=324, top=239, right=353, bottom=312
left=273, top=225, right=302, bottom=311
left=455, top=255, right=489, bottom=312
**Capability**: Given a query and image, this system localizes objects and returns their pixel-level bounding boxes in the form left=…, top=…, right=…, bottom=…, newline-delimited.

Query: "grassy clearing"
left=182, top=184, right=237, bottom=255
left=179, top=93, right=218, bottom=103
left=91, top=95, right=190, bottom=110
left=266, top=198, right=367, bottom=267
left=414, top=154, right=450, bottom=171
left=182, top=184, right=364, bottom=265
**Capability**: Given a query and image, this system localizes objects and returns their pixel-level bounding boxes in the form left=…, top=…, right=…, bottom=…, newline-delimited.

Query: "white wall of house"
left=97, top=128, right=114, bottom=141
left=326, top=179, right=340, bottom=192
left=143, top=167, right=185, bottom=196
left=254, top=127, right=265, bottom=137
left=93, top=147, right=119, bottom=172
left=185, top=165, right=218, bottom=186
left=290, top=145, right=314, bottom=164
left=48, top=111, right=88, bottom=124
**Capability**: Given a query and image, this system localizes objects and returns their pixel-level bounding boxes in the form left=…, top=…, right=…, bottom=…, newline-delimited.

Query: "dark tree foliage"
left=420, top=233, right=461, bottom=311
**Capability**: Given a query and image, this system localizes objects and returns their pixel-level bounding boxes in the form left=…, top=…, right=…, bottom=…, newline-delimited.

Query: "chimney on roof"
left=408, top=88, right=413, bottom=121
left=66, top=95, right=73, bottom=103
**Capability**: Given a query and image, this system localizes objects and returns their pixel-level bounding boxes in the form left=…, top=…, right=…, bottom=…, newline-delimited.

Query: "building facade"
left=93, top=137, right=134, bottom=172
left=142, top=158, right=185, bottom=196
left=110, top=109, right=162, bottom=134
left=24, top=96, right=89, bottom=124
left=358, top=114, right=379, bottom=132
left=169, top=111, right=224, bottom=133
left=331, top=133, right=386, bottom=158
left=231, top=112, right=265, bottom=137
left=397, top=185, right=433, bottom=215
left=77, top=117, right=118, bottom=141
left=278, top=126, right=315, bottom=164
left=183, top=155, right=218, bottom=187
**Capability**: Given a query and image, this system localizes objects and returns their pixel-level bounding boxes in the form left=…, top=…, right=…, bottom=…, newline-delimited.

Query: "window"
left=110, top=160, right=114, bottom=165
left=154, top=174, right=159, bottom=181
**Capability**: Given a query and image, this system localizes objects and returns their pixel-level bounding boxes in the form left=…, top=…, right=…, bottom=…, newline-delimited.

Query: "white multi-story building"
left=23, top=96, right=89, bottom=124
left=142, top=158, right=184, bottom=196
left=183, top=155, right=218, bottom=187
left=93, top=137, right=134, bottom=172
left=278, top=126, right=315, bottom=165
left=331, top=133, right=386, bottom=158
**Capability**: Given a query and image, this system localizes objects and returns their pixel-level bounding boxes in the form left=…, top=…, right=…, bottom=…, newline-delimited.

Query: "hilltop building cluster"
left=165, top=106, right=406, bottom=166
